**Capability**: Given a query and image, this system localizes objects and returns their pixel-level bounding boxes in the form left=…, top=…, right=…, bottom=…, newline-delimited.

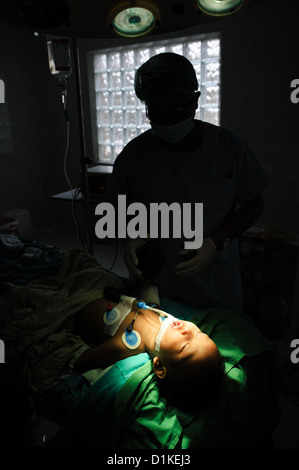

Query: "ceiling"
left=1, top=0, right=264, bottom=39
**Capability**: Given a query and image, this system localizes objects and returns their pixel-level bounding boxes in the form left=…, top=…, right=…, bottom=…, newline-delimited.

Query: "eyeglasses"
left=146, top=94, right=197, bottom=123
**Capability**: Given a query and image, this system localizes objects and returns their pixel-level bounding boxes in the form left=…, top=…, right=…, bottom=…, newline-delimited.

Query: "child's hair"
left=156, top=355, right=226, bottom=411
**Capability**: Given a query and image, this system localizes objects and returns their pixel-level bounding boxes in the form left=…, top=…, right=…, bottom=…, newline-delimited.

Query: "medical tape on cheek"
left=155, top=314, right=175, bottom=352
left=103, top=295, right=136, bottom=336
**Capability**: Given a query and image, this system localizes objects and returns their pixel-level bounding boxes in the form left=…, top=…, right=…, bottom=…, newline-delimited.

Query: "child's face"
left=157, top=319, right=220, bottom=382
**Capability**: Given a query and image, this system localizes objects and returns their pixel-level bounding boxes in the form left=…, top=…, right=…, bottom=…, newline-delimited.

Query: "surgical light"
left=108, top=2, right=160, bottom=37
left=197, top=0, right=245, bottom=16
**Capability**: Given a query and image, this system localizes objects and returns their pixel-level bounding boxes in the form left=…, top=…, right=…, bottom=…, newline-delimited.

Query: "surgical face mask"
left=151, top=117, right=195, bottom=144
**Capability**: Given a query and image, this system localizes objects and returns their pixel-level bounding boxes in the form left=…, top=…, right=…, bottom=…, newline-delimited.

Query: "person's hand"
left=124, top=237, right=146, bottom=278
left=175, top=237, right=217, bottom=277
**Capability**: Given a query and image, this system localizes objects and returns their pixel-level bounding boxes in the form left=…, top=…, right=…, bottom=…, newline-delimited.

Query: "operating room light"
left=197, top=0, right=245, bottom=16
left=109, top=4, right=159, bottom=37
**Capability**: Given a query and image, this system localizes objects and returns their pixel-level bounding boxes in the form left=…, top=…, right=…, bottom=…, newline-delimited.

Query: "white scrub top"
left=103, top=121, right=268, bottom=312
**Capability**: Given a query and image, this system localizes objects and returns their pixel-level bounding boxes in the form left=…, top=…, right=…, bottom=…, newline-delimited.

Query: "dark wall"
left=218, top=0, right=299, bottom=234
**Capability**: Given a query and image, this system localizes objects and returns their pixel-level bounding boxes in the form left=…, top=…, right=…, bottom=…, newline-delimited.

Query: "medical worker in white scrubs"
left=103, top=52, right=268, bottom=312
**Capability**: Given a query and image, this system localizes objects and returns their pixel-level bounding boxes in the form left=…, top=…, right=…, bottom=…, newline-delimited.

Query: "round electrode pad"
left=122, top=329, right=141, bottom=350
left=103, top=307, right=120, bottom=325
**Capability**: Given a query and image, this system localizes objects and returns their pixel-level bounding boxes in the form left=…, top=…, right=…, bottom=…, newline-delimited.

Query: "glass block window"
left=89, top=34, right=220, bottom=164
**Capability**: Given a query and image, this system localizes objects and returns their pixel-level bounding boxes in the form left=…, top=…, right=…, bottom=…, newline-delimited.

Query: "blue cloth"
left=47, top=354, right=150, bottom=448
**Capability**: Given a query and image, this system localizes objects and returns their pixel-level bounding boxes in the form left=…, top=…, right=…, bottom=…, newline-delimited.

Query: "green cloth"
left=109, top=360, right=254, bottom=449
left=110, top=360, right=183, bottom=449
left=161, top=298, right=272, bottom=371
left=47, top=353, right=150, bottom=448
left=1, top=248, right=123, bottom=395
left=107, top=302, right=273, bottom=449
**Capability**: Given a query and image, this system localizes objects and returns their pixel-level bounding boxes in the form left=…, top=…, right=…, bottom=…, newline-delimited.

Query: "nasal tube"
left=136, top=300, right=174, bottom=352
left=137, top=301, right=168, bottom=318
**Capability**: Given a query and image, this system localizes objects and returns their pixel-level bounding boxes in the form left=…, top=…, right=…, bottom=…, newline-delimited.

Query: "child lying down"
left=73, top=285, right=224, bottom=398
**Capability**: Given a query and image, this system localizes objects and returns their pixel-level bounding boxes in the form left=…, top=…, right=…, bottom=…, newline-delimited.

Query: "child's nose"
left=181, top=325, right=192, bottom=336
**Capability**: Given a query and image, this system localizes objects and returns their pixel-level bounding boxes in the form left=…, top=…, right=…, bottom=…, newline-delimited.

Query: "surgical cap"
left=134, top=52, right=199, bottom=104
